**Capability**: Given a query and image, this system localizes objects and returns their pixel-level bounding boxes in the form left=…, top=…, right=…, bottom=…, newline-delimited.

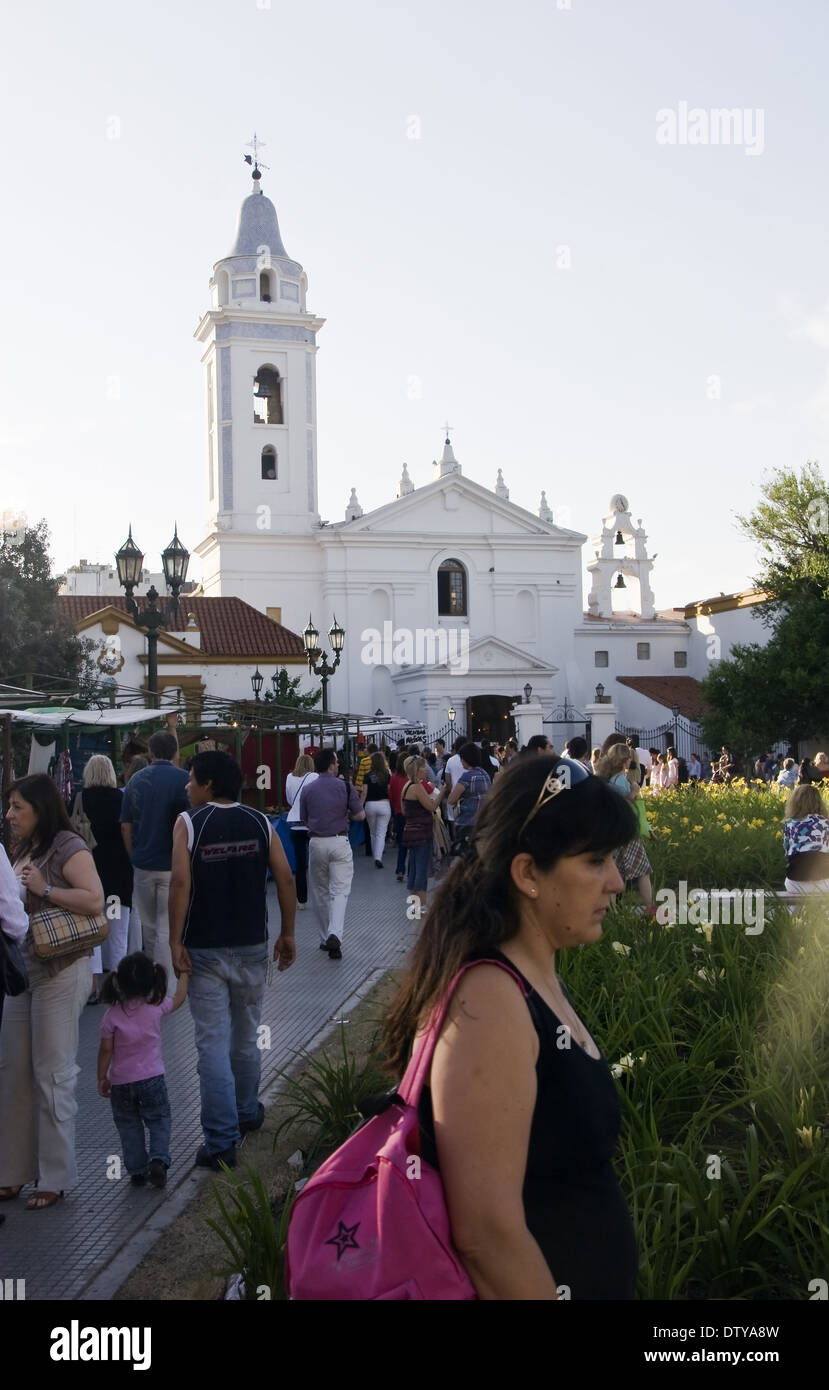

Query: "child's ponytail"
left=99, top=970, right=122, bottom=1006
left=98, top=951, right=166, bottom=1005
left=148, top=964, right=168, bottom=1006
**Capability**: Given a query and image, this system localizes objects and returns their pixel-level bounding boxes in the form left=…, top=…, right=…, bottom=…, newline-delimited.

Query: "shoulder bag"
left=70, top=791, right=97, bottom=851
left=27, top=844, right=109, bottom=961
left=285, top=956, right=527, bottom=1300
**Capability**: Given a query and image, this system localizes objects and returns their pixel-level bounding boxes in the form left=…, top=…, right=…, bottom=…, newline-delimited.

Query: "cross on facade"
left=442, top=420, right=454, bottom=441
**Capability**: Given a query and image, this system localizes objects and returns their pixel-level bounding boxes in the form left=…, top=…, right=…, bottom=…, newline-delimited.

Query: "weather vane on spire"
left=244, top=133, right=270, bottom=182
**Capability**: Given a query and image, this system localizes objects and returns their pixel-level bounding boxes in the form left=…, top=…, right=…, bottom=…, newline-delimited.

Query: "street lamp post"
left=303, top=614, right=345, bottom=716
left=115, top=525, right=190, bottom=705
left=671, top=702, right=680, bottom=750
left=523, top=683, right=533, bottom=704
left=447, top=705, right=456, bottom=740
left=251, top=668, right=264, bottom=701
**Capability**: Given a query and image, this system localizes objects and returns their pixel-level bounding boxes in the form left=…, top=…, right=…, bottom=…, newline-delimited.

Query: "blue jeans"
left=187, top=944, right=269, bottom=1155
left=407, top=841, right=431, bottom=891
left=393, top=813, right=407, bottom=875
left=110, top=1074, right=171, bottom=1175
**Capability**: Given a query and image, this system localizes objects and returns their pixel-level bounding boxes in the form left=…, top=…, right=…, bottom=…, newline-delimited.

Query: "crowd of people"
left=1, top=716, right=828, bottom=1300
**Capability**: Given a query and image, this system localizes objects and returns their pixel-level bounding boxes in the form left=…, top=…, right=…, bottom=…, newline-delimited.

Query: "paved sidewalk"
left=0, top=852, right=421, bottom=1301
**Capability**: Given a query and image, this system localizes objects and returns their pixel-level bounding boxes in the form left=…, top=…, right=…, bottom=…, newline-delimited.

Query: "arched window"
left=261, top=445, right=277, bottom=480
left=438, top=558, right=467, bottom=617
left=253, top=365, right=283, bottom=425
left=259, top=270, right=272, bottom=302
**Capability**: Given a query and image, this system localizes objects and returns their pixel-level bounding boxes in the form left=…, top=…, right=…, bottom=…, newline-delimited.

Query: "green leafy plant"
left=206, top=1165, right=296, bottom=1302
left=272, top=1024, right=390, bottom=1159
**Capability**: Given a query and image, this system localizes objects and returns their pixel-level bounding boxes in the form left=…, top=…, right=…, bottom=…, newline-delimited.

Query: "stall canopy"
left=0, top=707, right=183, bottom=728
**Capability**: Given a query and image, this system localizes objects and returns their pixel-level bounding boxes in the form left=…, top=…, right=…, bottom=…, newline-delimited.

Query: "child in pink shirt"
left=97, top=952, right=187, bottom=1188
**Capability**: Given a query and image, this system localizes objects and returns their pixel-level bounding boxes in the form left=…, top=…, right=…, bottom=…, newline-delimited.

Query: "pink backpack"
left=285, top=956, right=527, bottom=1300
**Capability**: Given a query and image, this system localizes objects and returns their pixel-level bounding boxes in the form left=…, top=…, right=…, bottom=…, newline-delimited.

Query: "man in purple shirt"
left=299, top=749, right=365, bottom=960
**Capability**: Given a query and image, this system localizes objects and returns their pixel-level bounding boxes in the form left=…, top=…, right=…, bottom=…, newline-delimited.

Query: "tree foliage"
left=0, top=520, right=91, bottom=695
left=735, top=460, right=829, bottom=612
left=262, top=666, right=322, bottom=711
left=700, top=465, right=829, bottom=756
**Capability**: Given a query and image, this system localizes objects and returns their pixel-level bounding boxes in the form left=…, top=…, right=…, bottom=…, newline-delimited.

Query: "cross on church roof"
left=244, top=133, right=270, bottom=179
left=442, top=420, right=454, bottom=443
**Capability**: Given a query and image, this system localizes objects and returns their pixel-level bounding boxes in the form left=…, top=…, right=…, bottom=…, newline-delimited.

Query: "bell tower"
left=196, top=146, right=325, bottom=598
left=586, top=494, right=656, bottom=619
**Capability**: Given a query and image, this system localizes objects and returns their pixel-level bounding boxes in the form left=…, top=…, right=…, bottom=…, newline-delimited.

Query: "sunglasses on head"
left=518, top=765, right=572, bottom=838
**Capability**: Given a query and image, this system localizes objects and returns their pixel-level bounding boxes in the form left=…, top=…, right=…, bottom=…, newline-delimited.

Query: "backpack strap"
left=397, top=958, right=529, bottom=1107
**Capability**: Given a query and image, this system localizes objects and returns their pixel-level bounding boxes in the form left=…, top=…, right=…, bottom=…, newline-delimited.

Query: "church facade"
left=190, top=169, right=765, bottom=745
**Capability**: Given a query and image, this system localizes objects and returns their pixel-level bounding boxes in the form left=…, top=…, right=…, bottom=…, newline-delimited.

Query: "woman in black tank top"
left=384, top=755, right=639, bottom=1300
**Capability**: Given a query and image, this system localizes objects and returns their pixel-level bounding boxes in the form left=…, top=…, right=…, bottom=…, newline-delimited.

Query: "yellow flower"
left=695, top=922, right=714, bottom=943
left=680, top=817, right=689, bottom=825
left=611, top=941, right=631, bottom=957
left=796, top=1126, right=815, bottom=1150
left=775, top=831, right=783, bottom=839
left=722, top=824, right=732, bottom=832
left=692, top=825, right=703, bottom=833
left=716, top=813, right=727, bottom=821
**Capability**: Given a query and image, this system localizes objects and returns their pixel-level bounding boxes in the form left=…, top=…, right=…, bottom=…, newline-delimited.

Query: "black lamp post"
left=303, top=613, right=345, bottom=715
left=251, top=668, right=264, bottom=701
left=523, top=682, right=533, bottom=704
left=448, top=705, right=456, bottom=736
left=595, top=682, right=605, bottom=702
left=671, top=702, right=680, bottom=749
left=116, top=525, right=190, bottom=705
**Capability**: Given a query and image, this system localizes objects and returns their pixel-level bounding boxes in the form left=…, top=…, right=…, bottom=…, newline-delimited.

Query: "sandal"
left=26, top=1190, right=63, bottom=1210
left=0, top=1185, right=23, bottom=1201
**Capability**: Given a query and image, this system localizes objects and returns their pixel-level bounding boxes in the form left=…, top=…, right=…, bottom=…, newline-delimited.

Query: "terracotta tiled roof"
left=616, top=675, right=707, bottom=721
left=58, top=596, right=305, bottom=659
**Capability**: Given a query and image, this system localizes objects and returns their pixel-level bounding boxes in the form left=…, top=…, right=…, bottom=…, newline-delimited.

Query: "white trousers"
left=102, top=905, right=131, bottom=973
left=0, top=952, right=93, bottom=1191
left=364, top=801, right=392, bottom=862
left=133, top=869, right=175, bottom=995
left=309, top=837, right=354, bottom=944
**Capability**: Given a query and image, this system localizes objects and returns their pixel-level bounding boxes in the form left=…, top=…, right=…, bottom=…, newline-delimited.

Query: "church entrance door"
left=466, top=695, right=515, bottom=742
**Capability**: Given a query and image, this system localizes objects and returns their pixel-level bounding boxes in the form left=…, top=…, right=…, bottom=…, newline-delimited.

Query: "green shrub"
left=206, top=1167, right=295, bottom=1301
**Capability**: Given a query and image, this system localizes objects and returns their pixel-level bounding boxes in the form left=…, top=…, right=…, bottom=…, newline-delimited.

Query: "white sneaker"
left=297, top=901, right=307, bottom=910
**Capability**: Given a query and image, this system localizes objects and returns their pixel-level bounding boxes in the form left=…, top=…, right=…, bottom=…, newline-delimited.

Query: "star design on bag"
left=325, top=1220, right=361, bottom=1261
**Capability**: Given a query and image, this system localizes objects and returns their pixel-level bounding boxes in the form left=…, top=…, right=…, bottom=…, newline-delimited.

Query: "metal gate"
left=543, top=701, right=591, bottom=753
left=615, top=716, right=708, bottom=763
left=426, top=719, right=468, bottom=749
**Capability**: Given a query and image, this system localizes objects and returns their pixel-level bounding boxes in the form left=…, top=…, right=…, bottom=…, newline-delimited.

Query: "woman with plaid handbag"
left=0, top=775, right=105, bottom=1210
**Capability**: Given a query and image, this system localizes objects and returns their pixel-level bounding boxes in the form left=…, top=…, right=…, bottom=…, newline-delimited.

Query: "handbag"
left=70, top=792, right=97, bottom=851
left=0, top=929, right=29, bottom=996
left=285, top=956, right=526, bottom=1300
left=432, top=812, right=450, bottom=858
left=27, top=847, right=109, bottom=961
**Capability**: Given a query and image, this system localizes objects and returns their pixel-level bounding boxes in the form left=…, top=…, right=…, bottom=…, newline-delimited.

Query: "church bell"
left=614, top=530, right=624, bottom=545
left=614, top=573, right=626, bottom=589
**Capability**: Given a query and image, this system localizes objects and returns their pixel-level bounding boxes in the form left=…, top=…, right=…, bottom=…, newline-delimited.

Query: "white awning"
left=0, top=707, right=184, bottom=729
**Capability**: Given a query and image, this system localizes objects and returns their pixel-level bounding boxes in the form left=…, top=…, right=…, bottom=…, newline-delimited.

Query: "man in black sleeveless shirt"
left=169, top=751, right=296, bottom=1170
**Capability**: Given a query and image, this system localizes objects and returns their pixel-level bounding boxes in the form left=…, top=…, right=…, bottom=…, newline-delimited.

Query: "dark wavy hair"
left=383, top=754, right=636, bottom=1072
left=100, top=951, right=167, bottom=1006
left=7, top=773, right=73, bottom=862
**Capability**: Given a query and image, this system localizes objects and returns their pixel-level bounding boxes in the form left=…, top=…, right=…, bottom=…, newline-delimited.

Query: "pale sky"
left=2, top=0, right=828, bottom=613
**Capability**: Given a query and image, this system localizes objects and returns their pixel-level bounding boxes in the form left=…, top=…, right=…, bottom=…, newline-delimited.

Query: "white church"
left=62, top=164, right=769, bottom=750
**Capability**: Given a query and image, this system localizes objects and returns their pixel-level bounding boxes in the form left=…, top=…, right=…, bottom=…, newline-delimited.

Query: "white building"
left=60, top=170, right=774, bottom=747
left=60, top=559, right=198, bottom=600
